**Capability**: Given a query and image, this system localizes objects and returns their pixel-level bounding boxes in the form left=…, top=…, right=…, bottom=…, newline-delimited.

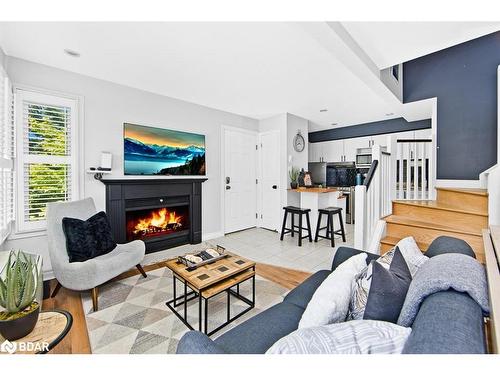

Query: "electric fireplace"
left=101, top=178, right=207, bottom=254
left=126, top=205, right=189, bottom=241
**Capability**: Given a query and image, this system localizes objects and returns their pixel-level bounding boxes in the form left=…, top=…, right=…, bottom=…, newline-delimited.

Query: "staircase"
left=380, top=187, right=488, bottom=263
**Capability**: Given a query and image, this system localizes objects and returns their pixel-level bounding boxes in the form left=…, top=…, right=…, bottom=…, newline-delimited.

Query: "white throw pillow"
left=348, top=236, right=428, bottom=320
left=395, top=236, right=428, bottom=276
left=267, top=320, right=412, bottom=354
left=298, top=253, right=367, bottom=329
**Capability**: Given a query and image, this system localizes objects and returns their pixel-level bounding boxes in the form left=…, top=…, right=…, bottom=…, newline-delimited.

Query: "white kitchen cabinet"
left=396, top=131, right=416, bottom=140
left=414, top=129, right=432, bottom=139
left=307, top=129, right=432, bottom=164
left=308, top=142, right=316, bottom=161
left=371, top=134, right=390, bottom=148
left=344, top=136, right=370, bottom=162
left=309, top=142, right=328, bottom=162
left=323, top=140, right=344, bottom=162
left=308, top=142, right=318, bottom=162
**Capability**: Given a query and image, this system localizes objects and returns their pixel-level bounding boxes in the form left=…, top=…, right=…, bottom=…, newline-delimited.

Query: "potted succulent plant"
left=0, top=250, right=43, bottom=340
left=289, top=167, right=299, bottom=189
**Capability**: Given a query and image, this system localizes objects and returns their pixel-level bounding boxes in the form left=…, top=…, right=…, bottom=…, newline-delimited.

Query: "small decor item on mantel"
left=289, top=167, right=299, bottom=189
left=177, top=245, right=227, bottom=271
left=0, top=250, right=43, bottom=340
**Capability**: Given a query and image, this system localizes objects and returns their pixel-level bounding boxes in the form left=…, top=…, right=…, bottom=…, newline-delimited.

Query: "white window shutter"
left=0, top=67, right=14, bottom=243
left=15, top=89, right=79, bottom=233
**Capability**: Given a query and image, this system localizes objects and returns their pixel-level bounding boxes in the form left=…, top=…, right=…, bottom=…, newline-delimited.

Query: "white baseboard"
left=202, top=231, right=224, bottom=241
left=436, top=179, right=482, bottom=189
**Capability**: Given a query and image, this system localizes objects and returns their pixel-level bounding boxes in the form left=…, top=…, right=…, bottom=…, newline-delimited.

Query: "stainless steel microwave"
left=356, top=148, right=372, bottom=167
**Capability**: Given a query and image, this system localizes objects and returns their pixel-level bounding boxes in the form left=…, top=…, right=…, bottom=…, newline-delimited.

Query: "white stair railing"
left=393, top=136, right=434, bottom=200
left=354, top=145, right=392, bottom=252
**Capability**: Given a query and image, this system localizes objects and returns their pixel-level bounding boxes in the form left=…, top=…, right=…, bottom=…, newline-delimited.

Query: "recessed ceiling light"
left=64, top=49, right=81, bottom=57
left=385, top=112, right=394, bottom=116
left=319, top=109, right=328, bottom=113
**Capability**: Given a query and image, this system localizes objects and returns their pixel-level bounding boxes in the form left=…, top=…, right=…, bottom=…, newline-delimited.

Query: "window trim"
left=0, top=67, right=14, bottom=244
left=14, top=86, right=84, bottom=234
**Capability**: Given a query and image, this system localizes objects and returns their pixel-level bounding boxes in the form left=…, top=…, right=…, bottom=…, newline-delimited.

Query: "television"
left=124, top=123, right=206, bottom=176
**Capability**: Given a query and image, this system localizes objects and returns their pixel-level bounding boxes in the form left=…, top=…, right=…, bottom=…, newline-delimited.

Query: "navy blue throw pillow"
left=363, top=247, right=412, bottom=323
left=62, top=211, right=117, bottom=263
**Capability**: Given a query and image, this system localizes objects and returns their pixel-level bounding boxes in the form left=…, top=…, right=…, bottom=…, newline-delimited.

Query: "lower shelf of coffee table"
left=201, top=269, right=255, bottom=298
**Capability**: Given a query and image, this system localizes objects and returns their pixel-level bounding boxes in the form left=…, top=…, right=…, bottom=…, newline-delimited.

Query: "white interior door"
left=259, top=131, right=280, bottom=231
left=223, top=127, right=257, bottom=234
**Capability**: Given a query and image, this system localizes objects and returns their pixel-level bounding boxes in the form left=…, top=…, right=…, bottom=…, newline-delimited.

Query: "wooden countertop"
left=287, top=187, right=339, bottom=193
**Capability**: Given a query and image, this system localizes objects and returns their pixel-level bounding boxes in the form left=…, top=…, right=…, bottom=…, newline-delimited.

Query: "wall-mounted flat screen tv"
left=124, top=123, right=206, bottom=176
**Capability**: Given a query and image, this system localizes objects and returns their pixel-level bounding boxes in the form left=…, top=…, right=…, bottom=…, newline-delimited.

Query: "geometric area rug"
left=81, top=267, right=288, bottom=354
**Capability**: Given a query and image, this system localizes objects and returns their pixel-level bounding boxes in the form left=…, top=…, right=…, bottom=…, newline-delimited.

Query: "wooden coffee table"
left=165, top=252, right=256, bottom=336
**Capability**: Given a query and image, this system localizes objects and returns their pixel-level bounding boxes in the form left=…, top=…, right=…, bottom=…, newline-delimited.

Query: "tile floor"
left=216, top=224, right=354, bottom=273
left=144, top=224, right=354, bottom=274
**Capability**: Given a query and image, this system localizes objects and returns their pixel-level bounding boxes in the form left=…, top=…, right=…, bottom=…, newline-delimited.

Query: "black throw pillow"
left=62, top=211, right=117, bottom=263
left=363, top=247, right=412, bottom=323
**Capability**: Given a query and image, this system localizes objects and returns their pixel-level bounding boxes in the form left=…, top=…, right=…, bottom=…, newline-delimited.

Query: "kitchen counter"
left=287, top=187, right=338, bottom=193
left=287, top=187, right=347, bottom=236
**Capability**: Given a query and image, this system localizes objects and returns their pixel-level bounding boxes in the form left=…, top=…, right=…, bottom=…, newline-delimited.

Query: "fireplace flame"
left=133, top=208, right=183, bottom=234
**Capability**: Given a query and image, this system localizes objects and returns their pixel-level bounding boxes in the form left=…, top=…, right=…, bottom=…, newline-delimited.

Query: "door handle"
left=226, top=186, right=231, bottom=190
left=226, top=176, right=230, bottom=184
left=272, top=185, right=277, bottom=189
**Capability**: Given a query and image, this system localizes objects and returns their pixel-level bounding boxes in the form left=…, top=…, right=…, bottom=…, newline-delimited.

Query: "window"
left=0, top=66, right=14, bottom=243
left=391, top=64, right=399, bottom=82
left=15, top=89, right=79, bottom=232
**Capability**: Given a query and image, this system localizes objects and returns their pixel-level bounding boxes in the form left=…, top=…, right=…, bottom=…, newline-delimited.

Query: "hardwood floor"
left=43, top=279, right=92, bottom=354
left=43, top=261, right=312, bottom=354
left=255, top=263, right=311, bottom=289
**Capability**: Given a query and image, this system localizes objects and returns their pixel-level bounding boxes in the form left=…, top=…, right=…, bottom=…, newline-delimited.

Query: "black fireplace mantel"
left=100, top=178, right=207, bottom=253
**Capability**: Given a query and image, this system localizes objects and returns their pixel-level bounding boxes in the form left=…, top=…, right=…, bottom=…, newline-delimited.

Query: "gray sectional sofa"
left=176, top=236, right=486, bottom=354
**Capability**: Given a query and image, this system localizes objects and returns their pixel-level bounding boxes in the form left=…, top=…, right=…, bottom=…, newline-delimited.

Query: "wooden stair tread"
left=393, top=200, right=488, bottom=217
left=435, top=187, right=488, bottom=196
left=380, top=235, right=430, bottom=251
left=385, top=215, right=482, bottom=237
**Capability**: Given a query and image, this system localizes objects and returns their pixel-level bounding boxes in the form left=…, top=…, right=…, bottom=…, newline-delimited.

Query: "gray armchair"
left=46, top=197, right=147, bottom=311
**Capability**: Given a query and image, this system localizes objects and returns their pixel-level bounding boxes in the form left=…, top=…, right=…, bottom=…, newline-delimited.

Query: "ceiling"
left=343, top=22, right=500, bottom=69
left=1, top=22, right=498, bottom=131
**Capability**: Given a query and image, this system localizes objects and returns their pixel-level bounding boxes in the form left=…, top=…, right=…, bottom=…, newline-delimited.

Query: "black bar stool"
left=280, top=206, right=312, bottom=246
left=314, top=207, right=346, bottom=248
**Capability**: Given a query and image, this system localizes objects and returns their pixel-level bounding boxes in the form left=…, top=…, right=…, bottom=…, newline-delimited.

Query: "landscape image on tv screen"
left=124, top=123, right=206, bottom=176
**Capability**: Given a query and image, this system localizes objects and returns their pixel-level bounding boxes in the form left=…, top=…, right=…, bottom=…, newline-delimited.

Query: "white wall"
left=380, top=64, right=403, bottom=102
left=2, top=57, right=258, bottom=275
left=286, top=113, right=309, bottom=173
left=286, top=113, right=309, bottom=208
left=258, top=113, right=310, bottom=230
left=0, top=47, right=6, bottom=70
left=259, top=114, right=288, bottom=211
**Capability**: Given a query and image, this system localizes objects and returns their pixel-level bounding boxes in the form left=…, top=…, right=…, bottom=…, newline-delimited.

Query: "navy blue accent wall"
left=404, top=31, right=500, bottom=180
left=309, top=117, right=431, bottom=143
